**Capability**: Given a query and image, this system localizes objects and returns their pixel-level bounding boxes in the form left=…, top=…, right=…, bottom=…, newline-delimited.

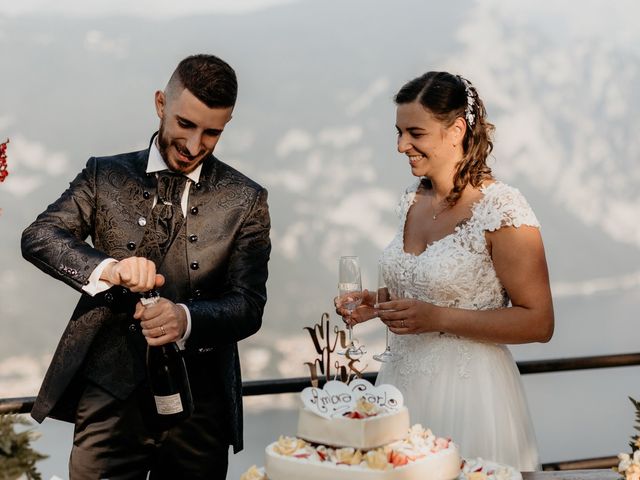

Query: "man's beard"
left=156, top=122, right=208, bottom=174
left=157, top=122, right=171, bottom=166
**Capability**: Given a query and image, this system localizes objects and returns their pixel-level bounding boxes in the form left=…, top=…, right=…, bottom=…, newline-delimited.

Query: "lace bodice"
left=378, top=179, right=541, bottom=385
left=379, top=180, right=539, bottom=310
left=376, top=180, right=542, bottom=470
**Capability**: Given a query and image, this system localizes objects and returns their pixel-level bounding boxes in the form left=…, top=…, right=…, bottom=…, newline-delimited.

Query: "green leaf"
left=630, top=397, right=640, bottom=454
left=0, top=414, right=48, bottom=479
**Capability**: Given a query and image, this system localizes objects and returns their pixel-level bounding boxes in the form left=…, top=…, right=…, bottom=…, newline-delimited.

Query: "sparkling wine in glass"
left=373, top=264, right=396, bottom=363
left=337, top=256, right=365, bottom=357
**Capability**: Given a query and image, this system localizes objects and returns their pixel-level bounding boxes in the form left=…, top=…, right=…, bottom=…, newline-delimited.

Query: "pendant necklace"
left=431, top=194, right=449, bottom=220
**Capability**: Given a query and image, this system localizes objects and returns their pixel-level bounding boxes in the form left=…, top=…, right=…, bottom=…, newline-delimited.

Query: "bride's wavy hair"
left=394, top=71, right=494, bottom=206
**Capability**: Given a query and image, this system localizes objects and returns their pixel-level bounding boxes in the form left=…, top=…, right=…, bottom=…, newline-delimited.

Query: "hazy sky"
left=2, top=0, right=301, bottom=17
left=1, top=0, right=636, bottom=27
left=2, top=3, right=640, bottom=474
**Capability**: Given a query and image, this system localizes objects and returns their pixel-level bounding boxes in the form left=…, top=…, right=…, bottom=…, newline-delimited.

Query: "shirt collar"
left=146, top=136, right=202, bottom=183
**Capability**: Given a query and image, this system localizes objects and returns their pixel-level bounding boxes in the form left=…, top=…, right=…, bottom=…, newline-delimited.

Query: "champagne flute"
left=373, top=263, right=395, bottom=363
left=337, top=256, right=365, bottom=357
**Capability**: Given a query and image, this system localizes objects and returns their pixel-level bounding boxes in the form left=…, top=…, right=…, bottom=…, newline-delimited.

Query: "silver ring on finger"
left=401, top=319, right=405, bottom=328
left=160, top=325, right=166, bottom=336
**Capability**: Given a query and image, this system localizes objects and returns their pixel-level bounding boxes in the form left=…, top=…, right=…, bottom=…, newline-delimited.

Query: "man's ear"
left=155, top=90, right=166, bottom=119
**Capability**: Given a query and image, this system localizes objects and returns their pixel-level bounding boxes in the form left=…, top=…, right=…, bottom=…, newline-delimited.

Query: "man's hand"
left=101, top=257, right=164, bottom=292
left=134, top=298, right=187, bottom=346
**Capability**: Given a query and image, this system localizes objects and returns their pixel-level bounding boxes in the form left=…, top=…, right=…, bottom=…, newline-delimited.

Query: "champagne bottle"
left=141, top=291, right=194, bottom=430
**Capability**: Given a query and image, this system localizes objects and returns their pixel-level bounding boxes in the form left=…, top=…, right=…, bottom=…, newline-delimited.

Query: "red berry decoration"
left=0, top=138, right=9, bottom=183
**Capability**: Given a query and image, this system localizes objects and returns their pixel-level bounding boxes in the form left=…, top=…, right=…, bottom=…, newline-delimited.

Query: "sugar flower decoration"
left=240, top=465, right=266, bottom=480
left=273, top=436, right=307, bottom=456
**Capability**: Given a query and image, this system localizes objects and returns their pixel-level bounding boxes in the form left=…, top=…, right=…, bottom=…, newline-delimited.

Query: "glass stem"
left=385, top=326, right=390, bottom=350
left=348, top=315, right=354, bottom=345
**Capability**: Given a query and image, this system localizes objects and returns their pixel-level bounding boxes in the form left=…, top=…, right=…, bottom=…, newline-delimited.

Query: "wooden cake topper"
left=304, top=313, right=367, bottom=387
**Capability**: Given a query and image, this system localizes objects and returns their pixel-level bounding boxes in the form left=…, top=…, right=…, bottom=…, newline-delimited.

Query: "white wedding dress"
left=376, top=180, right=541, bottom=471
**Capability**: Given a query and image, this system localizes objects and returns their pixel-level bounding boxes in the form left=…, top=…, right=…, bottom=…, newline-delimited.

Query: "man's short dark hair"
left=167, top=54, right=237, bottom=108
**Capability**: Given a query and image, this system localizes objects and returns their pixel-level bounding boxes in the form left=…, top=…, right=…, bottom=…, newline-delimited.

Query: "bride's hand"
left=334, top=289, right=377, bottom=327
left=377, top=298, right=440, bottom=335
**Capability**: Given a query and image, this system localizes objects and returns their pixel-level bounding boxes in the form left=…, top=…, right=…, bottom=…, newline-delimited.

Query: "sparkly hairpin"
left=459, top=77, right=475, bottom=127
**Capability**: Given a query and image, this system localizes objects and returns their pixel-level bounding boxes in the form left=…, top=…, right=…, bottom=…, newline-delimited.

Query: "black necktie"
left=152, top=171, right=187, bottom=257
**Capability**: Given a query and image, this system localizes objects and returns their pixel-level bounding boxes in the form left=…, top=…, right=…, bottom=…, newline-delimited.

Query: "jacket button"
left=189, top=234, right=198, bottom=243
left=143, top=191, right=151, bottom=199
left=138, top=217, right=147, bottom=226
left=190, top=261, right=199, bottom=270
left=127, top=242, right=136, bottom=250
left=195, top=182, right=202, bottom=190
left=121, top=287, right=129, bottom=295
left=193, top=289, right=202, bottom=298
left=105, top=292, right=114, bottom=303
left=190, top=206, right=199, bottom=215
left=128, top=323, right=137, bottom=332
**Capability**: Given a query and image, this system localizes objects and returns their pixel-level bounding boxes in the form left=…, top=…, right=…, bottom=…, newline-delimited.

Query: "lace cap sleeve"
left=476, top=182, right=540, bottom=232
left=395, top=180, right=420, bottom=219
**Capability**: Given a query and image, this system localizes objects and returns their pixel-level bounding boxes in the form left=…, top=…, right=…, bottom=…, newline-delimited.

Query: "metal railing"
left=2, top=351, right=639, bottom=470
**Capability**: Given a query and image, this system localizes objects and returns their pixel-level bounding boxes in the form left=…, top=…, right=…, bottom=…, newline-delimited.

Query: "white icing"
left=297, top=406, right=410, bottom=449
left=265, top=441, right=461, bottom=480
left=254, top=380, right=521, bottom=480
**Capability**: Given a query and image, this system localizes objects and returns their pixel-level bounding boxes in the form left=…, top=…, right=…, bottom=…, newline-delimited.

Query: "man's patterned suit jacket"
left=21, top=143, right=271, bottom=453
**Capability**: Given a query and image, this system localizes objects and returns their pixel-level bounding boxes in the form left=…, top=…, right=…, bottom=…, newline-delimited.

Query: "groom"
left=22, top=54, right=271, bottom=479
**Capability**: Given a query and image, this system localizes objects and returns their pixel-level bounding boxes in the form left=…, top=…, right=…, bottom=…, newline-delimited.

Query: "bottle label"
left=154, top=393, right=184, bottom=415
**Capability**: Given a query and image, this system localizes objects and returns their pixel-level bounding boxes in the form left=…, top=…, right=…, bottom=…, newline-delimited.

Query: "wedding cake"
left=240, top=314, right=524, bottom=480
left=242, top=379, right=463, bottom=480
left=296, top=378, right=410, bottom=449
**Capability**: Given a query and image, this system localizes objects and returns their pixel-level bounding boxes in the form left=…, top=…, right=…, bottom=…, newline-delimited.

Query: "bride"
left=336, top=71, right=554, bottom=471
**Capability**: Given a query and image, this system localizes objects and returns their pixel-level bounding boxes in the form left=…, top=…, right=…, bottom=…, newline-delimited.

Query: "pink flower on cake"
left=388, top=449, right=409, bottom=467
left=315, top=445, right=329, bottom=461
left=434, top=437, right=451, bottom=451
